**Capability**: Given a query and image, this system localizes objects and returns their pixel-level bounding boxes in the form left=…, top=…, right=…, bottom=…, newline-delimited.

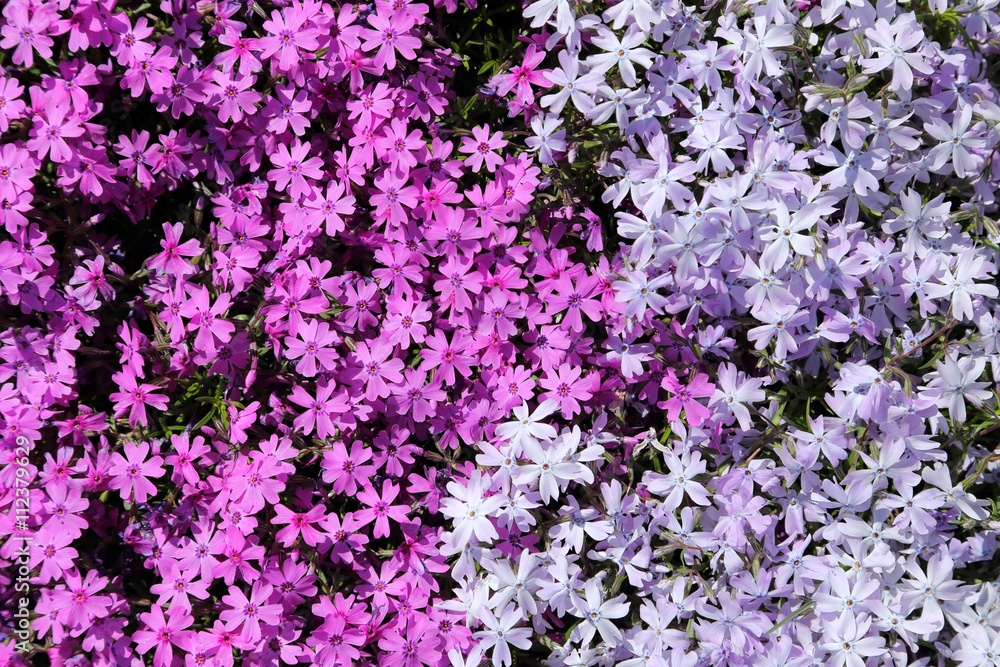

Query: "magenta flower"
left=150, top=561, right=210, bottom=611
left=459, top=124, right=508, bottom=173
left=361, top=11, right=421, bottom=71
left=0, top=77, right=26, bottom=132
left=354, top=479, right=410, bottom=538
left=350, top=340, right=405, bottom=401
left=284, top=319, right=339, bottom=377
left=134, top=605, right=194, bottom=667
left=50, top=570, right=112, bottom=629
left=420, top=330, right=475, bottom=386
left=267, top=140, right=325, bottom=199
left=259, top=6, right=319, bottom=72
left=107, top=441, right=165, bottom=503
left=0, top=144, right=38, bottom=199
left=378, top=616, right=443, bottom=667
left=221, top=582, right=283, bottom=644
left=305, top=181, right=356, bottom=236
left=178, top=286, right=236, bottom=354
left=206, top=70, right=260, bottom=123
left=164, top=432, right=210, bottom=486
left=29, top=524, right=79, bottom=584
left=26, top=103, right=84, bottom=164
left=273, top=503, right=327, bottom=547
left=0, top=1, right=54, bottom=67
left=539, top=364, right=594, bottom=418
left=289, top=381, right=349, bottom=439
left=658, top=370, right=715, bottom=426
left=321, top=440, right=376, bottom=496
left=59, top=145, right=116, bottom=197
left=114, top=130, right=161, bottom=186
left=109, top=370, right=169, bottom=427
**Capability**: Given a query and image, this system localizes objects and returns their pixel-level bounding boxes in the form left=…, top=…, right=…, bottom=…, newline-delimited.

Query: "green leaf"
left=767, top=600, right=815, bottom=634
left=193, top=407, right=216, bottom=430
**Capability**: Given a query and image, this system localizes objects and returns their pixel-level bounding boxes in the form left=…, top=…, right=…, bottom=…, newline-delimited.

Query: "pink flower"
left=321, top=440, right=376, bottom=495
left=164, top=432, right=211, bottom=486
left=433, top=256, right=483, bottom=314
left=267, top=140, right=325, bottom=199
left=493, top=365, right=536, bottom=409
left=420, top=330, right=475, bottom=386
left=68, top=255, right=114, bottom=306
left=178, top=286, right=236, bottom=355
left=264, top=273, right=329, bottom=338
left=29, top=523, right=79, bottom=584
left=361, top=11, right=421, bottom=71
left=109, top=370, right=169, bottom=427
left=114, top=130, right=161, bottom=186
left=227, top=401, right=259, bottom=445
left=150, top=561, right=210, bottom=611
left=217, top=31, right=262, bottom=76
left=206, top=70, right=260, bottom=123
left=0, top=77, right=26, bottom=132
left=351, top=340, right=405, bottom=401
left=263, top=84, right=313, bottom=136
left=354, top=479, right=410, bottom=538
left=221, top=582, right=283, bottom=644
left=0, top=1, right=55, bottom=67
left=539, top=364, right=594, bottom=418
left=26, top=103, right=84, bottom=163
left=50, top=570, right=112, bottom=628
left=108, top=14, right=155, bottom=66
left=108, top=441, right=165, bottom=503
left=134, top=604, right=194, bottom=667
left=658, top=370, right=715, bottom=426
left=289, top=381, right=350, bottom=439
left=59, top=145, right=116, bottom=197
left=0, top=144, right=38, bottom=199
left=304, top=181, right=356, bottom=236
left=273, top=503, right=327, bottom=546
left=376, top=118, right=424, bottom=175
left=116, top=321, right=148, bottom=377
left=378, top=616, right=442, bottom=667
left=259, top=6, right=320, bottom=72
left=495, top=45, right=551, bottom=105
left=285, top=319, right=339, bottom=377
left=459, top=124, right=507, bottom=173
left=371, top=172, right=419, bottom=227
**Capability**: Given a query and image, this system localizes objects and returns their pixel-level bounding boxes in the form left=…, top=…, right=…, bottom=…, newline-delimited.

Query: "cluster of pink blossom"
left=2, top=0, right=1000, bottom=666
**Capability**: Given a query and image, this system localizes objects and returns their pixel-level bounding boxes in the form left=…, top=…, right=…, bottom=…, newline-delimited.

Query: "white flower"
left=474, top=605, right=533, bottom=667
left=820, top=613, right=885, bottom=667
left=494, top=400, right=559, bottom=452
left=541, top=50, right=602, bottom=114
left=441, top=470, right=506, bottom=548
left=585, top=26, right=656, bottom=88
left=921, top=354, right=993, bottom=423
left=525, top=113, right=567, bottom=165
left=923, top=251, right=999, bottom=322
left=513, top=428, right=593, bottom=504
left=643, top=450, right=711, bottom=509
left=860, top=14, right=933, bottom=92
left=523, top=0, right=574, bottom=35
left=570, top=578, right=630, bottom=646
left=612, top=270, right=670, bottom=320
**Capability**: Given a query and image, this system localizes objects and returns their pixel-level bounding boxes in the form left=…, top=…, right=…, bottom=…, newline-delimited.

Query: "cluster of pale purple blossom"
left=1, top=0, right=1000, bottom=665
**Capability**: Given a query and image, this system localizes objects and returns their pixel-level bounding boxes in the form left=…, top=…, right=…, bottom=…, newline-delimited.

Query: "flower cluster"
left=432, top=0, right=1000, bottom=666
left=2, top=0, right=1000, bottom=666
left=0, top=0, right=625, bottom=665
